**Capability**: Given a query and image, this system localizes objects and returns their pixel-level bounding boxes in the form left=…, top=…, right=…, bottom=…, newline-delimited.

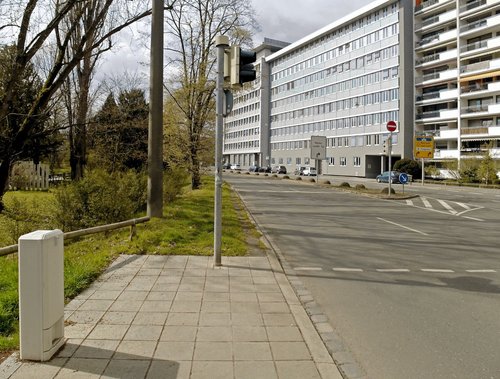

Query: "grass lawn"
left=0, top=176, right=257, bottom=352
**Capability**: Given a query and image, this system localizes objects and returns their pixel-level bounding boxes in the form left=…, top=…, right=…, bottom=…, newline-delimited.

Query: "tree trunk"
left=0, top=158, right=12, bottom=213
left=191, top=145, right=201, bottom=189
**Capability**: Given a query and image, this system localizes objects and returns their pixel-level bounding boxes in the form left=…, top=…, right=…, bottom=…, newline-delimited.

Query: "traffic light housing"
left=230, top=46, right=256, bottom=86
left=383, top=139, right=388, bottom=155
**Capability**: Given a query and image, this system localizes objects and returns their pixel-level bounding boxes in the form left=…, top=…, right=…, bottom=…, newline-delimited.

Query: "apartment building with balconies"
left=415, top=0, right=500, bottom=164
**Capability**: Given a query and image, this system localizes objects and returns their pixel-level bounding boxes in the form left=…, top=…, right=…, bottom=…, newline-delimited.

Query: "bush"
left=164, top=167, right=189, bottom=203
left=282, top=175, right=290, bottom=179
left=380, top=187, right=396, bottom=194
left=295, top=177, right=302, bottom=181
left=322, top=180, right=331, bottom=185
left=355, top=184, right=366, bottom=190
left=339, top=182, right=350, bottom=188
left=308, top=178, right=315, bottom=183
left=54, top=169, right=147, bottom=231
left=394, top=158, right=421, bottom=179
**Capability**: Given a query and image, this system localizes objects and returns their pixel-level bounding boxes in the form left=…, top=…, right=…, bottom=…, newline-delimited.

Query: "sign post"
left=386, top=121, right=397, bottom=197
left=310, top=136, right=326, bottom=185
left=414, top=136, right=434, bottom=186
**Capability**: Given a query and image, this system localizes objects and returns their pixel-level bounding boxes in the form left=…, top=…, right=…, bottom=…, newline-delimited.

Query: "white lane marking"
left=466, top=269, right=497, bottom=273
left=421, top=269, right=454, bottom=273
left=462, top=216, right=484, bottom=222
left=406, top=199, right=414, bottom=206
left=333, top=268, right=364, bottom=272
left=294, top=267, right=322, bottom=271
left=421, top=197, right=433, bottom=208
left=376, top=269, right=410, bottom=272
left=377, top=217, right=429, bottom=236
left=437, top=199, right=457, bottom=215
left=455, top=202, right=471, bottom=210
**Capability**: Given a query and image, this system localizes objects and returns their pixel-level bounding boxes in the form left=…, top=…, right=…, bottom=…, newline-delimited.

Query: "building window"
left=340, top=157, right=347, bottom=166
left=305, top=157, right=310, bottom=165
left=374, top=134, right=381, bottom=145
left=296, top=158, right=302, bottom=164
left=287, top=157, right=292, bottom=164
left=279, top=158, right=284, bottom=164
left=353, top=157, right=361, bottom=167
left=329, top=157, right=335, bottom=166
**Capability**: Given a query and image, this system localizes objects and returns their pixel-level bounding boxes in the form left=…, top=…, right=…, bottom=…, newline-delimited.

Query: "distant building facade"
left=414, top=0, right=500, bottom=166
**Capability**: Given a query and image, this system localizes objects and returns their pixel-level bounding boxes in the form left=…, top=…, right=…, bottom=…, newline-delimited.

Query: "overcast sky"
left=250, top=0, right=372, bottom=45
left=98, top=0, right=373, bottom=87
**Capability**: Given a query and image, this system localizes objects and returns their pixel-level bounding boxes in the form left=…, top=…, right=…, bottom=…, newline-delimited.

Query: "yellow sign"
left=414, top=136, right=434, bottom=159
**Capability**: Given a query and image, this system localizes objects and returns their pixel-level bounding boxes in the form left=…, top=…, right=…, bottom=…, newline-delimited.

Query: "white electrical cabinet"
left=18, top=229, right=65, bottom=361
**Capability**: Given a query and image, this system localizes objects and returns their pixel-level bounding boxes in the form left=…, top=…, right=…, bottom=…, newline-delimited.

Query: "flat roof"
left=265, top=0, right=395, bottom=63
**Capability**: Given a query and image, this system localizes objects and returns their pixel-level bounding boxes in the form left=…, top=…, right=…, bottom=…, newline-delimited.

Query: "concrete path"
left=1, top=253, right=342, bottom=379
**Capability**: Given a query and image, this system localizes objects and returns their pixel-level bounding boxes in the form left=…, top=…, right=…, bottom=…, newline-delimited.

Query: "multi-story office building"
left=267, top=0, right=414, bottom=177
left=223, top=38, right=289, bottom=168
left=224, top=0, right=415, bottom=177
left=414, top=0, right=500, bottom=166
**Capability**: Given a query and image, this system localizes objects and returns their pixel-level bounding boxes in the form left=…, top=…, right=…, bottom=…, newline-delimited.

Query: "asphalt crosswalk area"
left=402, top=196, right=484, bottom=220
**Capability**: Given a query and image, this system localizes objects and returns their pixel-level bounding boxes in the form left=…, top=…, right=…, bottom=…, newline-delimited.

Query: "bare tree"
left=164, top=0, right=258, bottom=189
left=0, top=0, right=152, bottom=211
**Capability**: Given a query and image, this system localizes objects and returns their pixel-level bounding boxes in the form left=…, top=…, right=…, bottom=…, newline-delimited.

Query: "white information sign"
left=310, top=136, right=327, bottom=160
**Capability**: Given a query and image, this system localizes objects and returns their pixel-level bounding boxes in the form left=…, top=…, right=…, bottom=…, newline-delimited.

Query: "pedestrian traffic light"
left=230, top=45, right=256, bottom=86
left=383, top=139, right=388, bottom=155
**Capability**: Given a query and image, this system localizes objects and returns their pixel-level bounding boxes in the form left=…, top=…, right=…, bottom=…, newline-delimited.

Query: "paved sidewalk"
left=1, top=254, right=342, bottom=379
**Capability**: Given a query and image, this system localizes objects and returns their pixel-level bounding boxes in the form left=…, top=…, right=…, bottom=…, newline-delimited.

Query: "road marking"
left=376, top=269, right=410, bottom=272
left=437, top=199, right=457, bottom=215
left=455, top=202, right=471, bottom=210
left=462, top=216, right=484, bottom=221
left=294, top=267, right=322, bottom=271
left=421, top=197, right=433, bottom=208
left=333, top=268, right=364, bottom=272
left=421, top=269, right=454, bottom=273
left=377, top=217, right=429, bottom=236
left=466, top=269, right=496, bottom=273
left=406, top=199, right=414, bottom=206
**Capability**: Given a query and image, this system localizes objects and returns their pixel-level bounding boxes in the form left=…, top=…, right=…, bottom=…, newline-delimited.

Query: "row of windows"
left=225, top=114, right=260, bottom=129
left=233, top=89, right=259, bottom=105
left=271, top=88, right=399, bottom=123
left=271, top=57, right=400, bottom=99
left=225, top=128, right=260, bottom=141
left=271, top=23, right=399, bottom=82
left=327, top=156, right=361, bottom=167
left=229, top=102, right=260, bottom=117
left=271, top=110, right=399, bottom=134
left=270, top=133, right=397, bottom=151
left=224, top=140, right=260, bottom=151
left=270, top=3, right=399, bottom=70
left=271, top=46, right=400, bottom=108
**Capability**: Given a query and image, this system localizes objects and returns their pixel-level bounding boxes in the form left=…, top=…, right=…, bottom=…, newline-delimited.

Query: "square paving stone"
left=140, top=300, right=172, bottom=312
left=266, top=326, right=303, bottom=341
left=161, top=326, right=197, bottom=341
left=233, top=342, right=272, bottom=361
left=231, top=313, right=263, bottom=326
left=196, top=326, right=232, bottom=342
left=257, top=293, right=285, bottom=302
left=132, top=312, right=168, bottom=325
left=146, top=291, right=176, bottom=301
left=55, top=358, right=108, bottom=378
left=166, top=312, right=199, bottom=326
left=65, top=323, right=95, bottom=339
left=275, top=361, right=321, bottom=379
left=230, top=302, right=260, bottom=313
left=89, top=290, right=122, bottom=300
left=230, top=292, right=258, bottom=302
left=232, top=326, right=267, bottom=342
left=199, top=312, right=231, bottom=326
left=201, top=301, right=230, bottom=313
left=193, top=342, right=232, bottom=361
left=10, top=358, right=67, bottom=379
left=73, top=339, right=119, bottom=359
left=260, top=302, right=290, bottom=314
left=147, top=360, right=191, bottom=379
left=101, top=359, right=150, bottom=379
left=109, top=300, right=143, bottom=312
left=190, top=361, right=233, bottom=379
left=118, top=290, right=149, bottom=301
left=155, top=342, right=194, bottom=361
left=124, top=325, right=162, bottom=341
left=203, top=292, right=229, bottom=301
left=87, top=324, right=129, bottom=340
left=263, top=313, right=296, bottom=326
left=270, top=341, right=312, bottom=360
left=234, top=361, right=278, bottom=379
left=114, top=340, right=157, bottom=359
left=170, top=300, right=201, bottom=313
left=100, top=311, right=136, bottom=325
left=67, top=310, right=105, bottom=325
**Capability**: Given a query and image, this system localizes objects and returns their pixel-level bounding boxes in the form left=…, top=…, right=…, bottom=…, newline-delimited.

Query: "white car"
left=302, top=167, right=317, bottom=176
left=230, top=164, right=241, bottom=170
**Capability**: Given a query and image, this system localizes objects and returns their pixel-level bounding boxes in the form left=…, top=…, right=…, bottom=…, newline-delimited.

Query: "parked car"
left=302, top=167, right=317, bottom=176
left=230, top=164, right=241, bottom=171
left=271, top=165, right=287, bottom=174
left=376, top=171, right=401, bottom=183
left=294, top=166, right=306, bottom=175
left=248, top=165, right=260, bottom=172
left=258, top=166, right=272, bottom=173
left=222, top=162, right=232, bottom=169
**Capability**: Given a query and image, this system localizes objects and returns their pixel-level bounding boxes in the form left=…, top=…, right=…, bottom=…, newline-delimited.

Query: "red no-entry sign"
left=386, top=120, right=397, bottom=132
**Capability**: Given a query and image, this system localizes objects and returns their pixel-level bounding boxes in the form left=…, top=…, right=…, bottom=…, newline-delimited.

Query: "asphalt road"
left=225, top=174, right=500, bottom=379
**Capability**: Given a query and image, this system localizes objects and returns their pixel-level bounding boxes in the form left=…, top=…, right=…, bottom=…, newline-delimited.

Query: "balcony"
left=415, top=68, right=458, bottom=84
left=439, top=128, right=459, bottom=138
left=460, top=58, right=500, bottom=74
left=415, top=0, right=454, bottom=13
left=461, top=14, right=500, bottom=36
left=416, top=108, right=459, bottom=120
left=460, top=0, right=486, bottom=13
left=462, top=104, right=489, bottom=114
left=460, top=35, right=500, bottom=55
left=415, top=9, right=456, bottom=30
left=461, top=126, right=489, bottom=135
left=415, top=29, right=457, bottom=49
left=416, top=48, right=457, bottom=66
left=434, top=149, right=459, bottom=158
left=416, top=88, right=458, bottom=102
